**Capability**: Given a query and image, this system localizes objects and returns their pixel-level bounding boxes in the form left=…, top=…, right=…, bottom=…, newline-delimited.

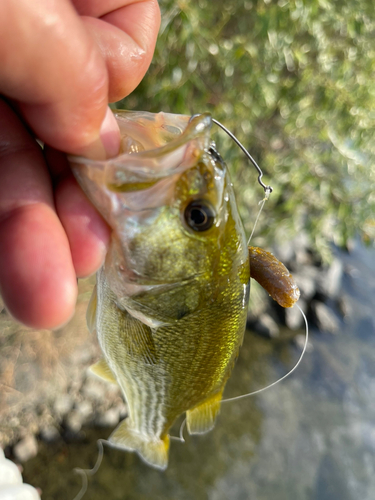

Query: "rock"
left=95, top=407, right=122, bottom=427
left=0, top=456, right=22, bottom=484
left=0, top=484, right=41, bottom=500
left=337, top=295, right=353, bottom=319
left=294, top=333, right=313, bottom=352
left=312, top=301, right=340, bottom=333
left=273, top=243, right=295, bottom=263
left=82, top=378, right=107, bottom=401
left=65, top=410, right=84, bottom=434
left=292, top=267, right=319, bottom=300
left=13, top=435, right=38, bottom=463
left=54, top=395, right=73, bottom=417
left=250, top=313, right=280, bottom=338
left=285, top=300, right=307, bottom=330
left=75, top=401, right=93, bottom=420
left=317, top=258, right=343, bottom=299
left=39, top=426, right=60, bottom=443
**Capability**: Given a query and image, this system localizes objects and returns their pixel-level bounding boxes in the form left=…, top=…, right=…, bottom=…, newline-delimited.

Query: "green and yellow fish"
left=69, top=111, right=299, bottom=470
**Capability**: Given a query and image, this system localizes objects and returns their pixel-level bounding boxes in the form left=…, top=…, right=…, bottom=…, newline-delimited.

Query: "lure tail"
left=109, top=419, right=170, bottom=470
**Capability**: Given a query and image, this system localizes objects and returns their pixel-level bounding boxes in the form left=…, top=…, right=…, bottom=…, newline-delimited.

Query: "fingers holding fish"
left=0, top=0, right=122, bottom=159
left=54, top=174, right=111, bottom=278
left=0, top=0, right=160, bottom=157
left=0, top=98, right=77, bottom=329
left=82, top=0, right=161, bottom=101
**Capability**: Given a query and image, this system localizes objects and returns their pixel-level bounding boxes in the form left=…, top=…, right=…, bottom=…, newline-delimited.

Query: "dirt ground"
left=0, top=277, right=125, bottom=453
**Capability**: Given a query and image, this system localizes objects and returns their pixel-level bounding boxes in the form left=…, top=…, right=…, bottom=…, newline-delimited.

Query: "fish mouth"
left=70, top=112, right=213, bottom=192
left=68, top=111, right=216, bottom=219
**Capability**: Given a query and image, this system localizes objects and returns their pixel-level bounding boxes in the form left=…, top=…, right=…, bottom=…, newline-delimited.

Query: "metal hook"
left=211, top=118, right=272, bottom=195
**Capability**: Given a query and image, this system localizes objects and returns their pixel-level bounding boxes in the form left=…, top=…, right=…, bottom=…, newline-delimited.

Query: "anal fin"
left=110, top=419, right=169, bottom=470
left=186, top=390, right=223, bottom=435
left=89, top=358, right=118, bottom=384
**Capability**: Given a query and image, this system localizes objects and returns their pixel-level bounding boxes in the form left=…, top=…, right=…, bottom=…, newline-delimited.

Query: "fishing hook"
left=211, top=118, right=272, bottom=195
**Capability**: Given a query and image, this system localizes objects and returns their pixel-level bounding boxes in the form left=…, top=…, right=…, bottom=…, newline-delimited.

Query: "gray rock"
left=95, top=407, right=122, bottom=427
left=312, top=301, right=340, bottom=333
left=13, top=435, right=38, bottom=463
left=317, top=258, right=343, bottom=299
left=54, top=395, right=73, bottom=417
left=65, top=410, right=84, bottom=433
left=273, top=243, right=295, bottom=263
left=293, top=267, right=319, bottom=300
left=82, top=378, right=107, bottom=401
left=254, top=313, right=280, bottom=338
left=40, top=426, right=60, bottom=443
left=75, top=401, right=93, bottom=420
left=285, top=300, right=307, bottom=330
left=337, top=295, right=353, bottom=319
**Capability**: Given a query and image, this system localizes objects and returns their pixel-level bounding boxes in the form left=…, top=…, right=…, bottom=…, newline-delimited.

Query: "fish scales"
left=70, top=111, right=250, bottom=469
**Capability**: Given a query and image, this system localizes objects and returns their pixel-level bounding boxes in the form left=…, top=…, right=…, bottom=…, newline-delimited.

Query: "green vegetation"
left=117, top=0, right=375, bottom=259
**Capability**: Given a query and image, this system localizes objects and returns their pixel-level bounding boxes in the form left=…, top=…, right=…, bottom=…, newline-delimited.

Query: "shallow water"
left=23, top=241, right=375, bottom=500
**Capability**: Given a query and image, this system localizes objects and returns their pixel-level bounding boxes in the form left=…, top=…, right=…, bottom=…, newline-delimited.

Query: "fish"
left=69, top=110, right=300, bottom=470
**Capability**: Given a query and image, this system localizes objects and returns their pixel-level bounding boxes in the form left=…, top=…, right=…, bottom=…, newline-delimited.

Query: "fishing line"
left=211, top=118, right=272, bottom=195
left=169, top=306, right=308, bottom=444
left=209, top=117, right=272, bottom=245
left=221, top=304, right=308, bottom=404
left=170, top=418, right=186, bottom=443
left=72, top=115, right=303, bottom=466
left=72, top=439, right=110, bottom=500
left=247, top=186, right=271, bottom=245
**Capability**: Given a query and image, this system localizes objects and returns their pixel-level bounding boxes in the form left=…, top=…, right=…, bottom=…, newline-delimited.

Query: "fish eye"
left=184, top=200, right=215, bottom=232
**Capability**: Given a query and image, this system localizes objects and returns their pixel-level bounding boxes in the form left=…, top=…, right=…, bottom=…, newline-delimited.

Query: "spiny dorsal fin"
left=86, top=284, right=97, bottom=333
left=89, top=358, right=118, bottom=384
left=110, top=419, right=169, bottom=470
left=186, top=389, right=223, bottom=435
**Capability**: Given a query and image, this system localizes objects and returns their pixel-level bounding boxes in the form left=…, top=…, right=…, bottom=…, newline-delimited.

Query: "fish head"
left=70, top=111, right=249, bottom=321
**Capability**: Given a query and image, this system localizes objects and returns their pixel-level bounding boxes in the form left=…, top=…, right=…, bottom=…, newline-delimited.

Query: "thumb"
left=0, top=0, right=120, bottom=159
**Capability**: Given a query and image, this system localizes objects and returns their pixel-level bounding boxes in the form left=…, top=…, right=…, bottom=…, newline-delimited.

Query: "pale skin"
left=0, top=0, right=161, bottom=329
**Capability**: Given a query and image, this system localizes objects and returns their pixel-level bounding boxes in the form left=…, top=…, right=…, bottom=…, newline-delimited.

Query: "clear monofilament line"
left=247, top=186, right=271, bottom=245
left=170, top=418, right=186, bottom=443
left=169, top=305, right=308, bottom=444
left=72, top=439, right=108, bottom=500
left=221, top=304, right=308, bottom=404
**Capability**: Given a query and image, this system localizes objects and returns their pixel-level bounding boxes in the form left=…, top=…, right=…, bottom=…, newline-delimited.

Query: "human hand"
left=0, top=0, right=160, bottom=329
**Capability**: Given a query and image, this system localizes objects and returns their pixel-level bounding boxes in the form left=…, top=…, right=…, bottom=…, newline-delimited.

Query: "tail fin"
left=109, top=419, right=169, bottom=470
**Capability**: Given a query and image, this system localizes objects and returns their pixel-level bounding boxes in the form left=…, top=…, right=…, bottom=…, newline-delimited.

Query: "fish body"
left=70, top=111, right=250, bottom=469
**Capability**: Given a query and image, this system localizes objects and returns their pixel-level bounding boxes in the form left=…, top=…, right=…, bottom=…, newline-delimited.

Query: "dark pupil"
left=190, top=208, right=206, bottom=225
left=185, top=200, right=215, bottom=232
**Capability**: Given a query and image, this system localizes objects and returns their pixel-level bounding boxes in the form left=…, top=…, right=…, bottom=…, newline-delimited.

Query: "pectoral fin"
left=89, top=358, right=117, bottom=384
left=186, top=390, right=223, bottom=435
left=86, top=284, right=97, bottom=333
left=110, top=419, right=170, bottom=470
left=120, top=311, right=158, bottom=365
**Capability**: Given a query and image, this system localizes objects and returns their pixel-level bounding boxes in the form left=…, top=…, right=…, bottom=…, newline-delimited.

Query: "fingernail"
left=99, top=107, right=121, bottom=159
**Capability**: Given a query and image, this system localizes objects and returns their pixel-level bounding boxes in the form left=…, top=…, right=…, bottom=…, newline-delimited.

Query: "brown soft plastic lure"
left=249, top=246, right=300, bottom=308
